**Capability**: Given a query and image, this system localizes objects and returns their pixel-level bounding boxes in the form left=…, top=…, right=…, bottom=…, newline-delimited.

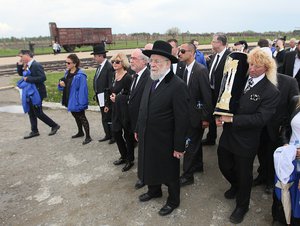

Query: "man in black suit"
left=17, top=50, right=60, bottom=139
left=120, top=48, right=150, bottom=174
left=91, top=45, right=115, bottom=144
left=202, top=34, right=231, bottom=145
left=216, top=48, right=280, bottom=224
left=177, top=43, right=212, bottom=186
left=254, top=73, right=299, bottom=193
left=273, top=39, right=286, bottom=73
left=136, top=40, right=189, bottom=216
left=167, top=38, right=186, bottom=79
left=282, top=40, right=300, bottom=90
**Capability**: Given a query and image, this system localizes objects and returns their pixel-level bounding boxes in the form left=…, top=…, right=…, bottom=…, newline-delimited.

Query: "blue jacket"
left=58, top=69, right=88, bottom=112
left=195, top=50, right=207, bottom=68
left=275, top=160, right=300, bottom=218
left=17, top=78, right=41, bottom=113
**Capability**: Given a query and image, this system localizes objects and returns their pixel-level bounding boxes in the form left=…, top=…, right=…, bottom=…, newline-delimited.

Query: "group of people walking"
left=16, top=35, right=300, bottom=224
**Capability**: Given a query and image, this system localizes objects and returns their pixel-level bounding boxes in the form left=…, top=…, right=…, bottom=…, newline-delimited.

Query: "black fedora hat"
left=142, top=40, right=178, bottom=63
left=91, top=44, right=108, bottom=55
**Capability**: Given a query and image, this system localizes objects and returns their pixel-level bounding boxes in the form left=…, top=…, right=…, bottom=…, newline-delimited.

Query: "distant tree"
left=166, top=27, right=181, bottom=38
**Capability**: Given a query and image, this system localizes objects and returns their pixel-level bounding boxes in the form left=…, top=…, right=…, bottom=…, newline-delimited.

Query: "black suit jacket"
left=266, top=73, right=299, bottom=141
left=128, top=68, right=150, bottom=132
left=283, top=51, right=300, bottom=90
left=17, top=60, right=47, bottom=99
left=93, top=60, right=114, bottom=94
left=175, top=61, right=186, bottom=79
left=210, top=49, right=231, bottom=100
left=219, top=76, right=280, bottom=157
left=187, top=62, right=212, bottom=128
left=137, top=71, right=189, bottom=184
left=275, top=49, right=286, bottom=73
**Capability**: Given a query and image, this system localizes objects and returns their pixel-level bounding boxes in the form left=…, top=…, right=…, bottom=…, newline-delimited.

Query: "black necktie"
left=244, top=77, right=254, bottom=94
left=151, top=80, right=159, bottom=93
left=210, top=54, right=220, bottom=87
left=131, top=74, right=139, bottom=92
left=183, top=68, right=188, bottom=84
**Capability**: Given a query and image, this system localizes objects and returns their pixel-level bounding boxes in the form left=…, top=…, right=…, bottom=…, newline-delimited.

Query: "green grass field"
left=1, top=35, right=292, bottom=57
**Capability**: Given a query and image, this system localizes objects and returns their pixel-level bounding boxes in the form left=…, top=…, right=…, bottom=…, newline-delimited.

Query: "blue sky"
left=0, top=0, right=298, bottom=38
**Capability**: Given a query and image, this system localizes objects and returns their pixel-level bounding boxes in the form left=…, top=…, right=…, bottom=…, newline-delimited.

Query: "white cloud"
left=0, top=0, right=298, bottom=37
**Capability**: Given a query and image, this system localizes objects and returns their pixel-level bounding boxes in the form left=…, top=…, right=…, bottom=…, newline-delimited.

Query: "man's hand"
left=173, top=150, right=185, bottom=159
left=202, top=121, right=209, bottom=128
left=134, top=132, right=138, bottom=142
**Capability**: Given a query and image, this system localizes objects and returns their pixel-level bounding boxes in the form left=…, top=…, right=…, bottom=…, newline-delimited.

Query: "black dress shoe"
left=201, top=139, right=216, bottom=146
left=252, top=176, right=266, bottom=187
left=179, top=176, right=194, bottom=187
left=108, top=138, right=116, bottom=144
left=72, top=132, right=84, bottom=138
left=24, top=131, right=40, bottom=139
left=49, top=125, right=60, bottom=136
left=98, top=136, right=111, bottom=142
left=135, top=180, right=145, bottom=189
left=158, top=204, right=177, bottom=216
left=265, top=184, right=274, bottom=194
left=139, top=192, right=162, bottom=202
left=82, top=137, right=92, bottom=145
left=122, top=162, right=134, bottom=172
left=193, top=166, right=203, bottom=173
left=229, top=207, right=249, bottom=224
left=224, top=186, right=237, bottom=199
left=113, top=158, right=126, bottom=165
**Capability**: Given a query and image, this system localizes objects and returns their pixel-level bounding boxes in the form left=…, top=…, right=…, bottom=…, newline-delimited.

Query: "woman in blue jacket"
left=58, top=54, right=91, bottom=145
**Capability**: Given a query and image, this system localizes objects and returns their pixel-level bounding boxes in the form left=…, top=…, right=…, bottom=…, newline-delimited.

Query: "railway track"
left=0, top=58, right=99, bottom=76
left=0, top=48, right=217, bottom=77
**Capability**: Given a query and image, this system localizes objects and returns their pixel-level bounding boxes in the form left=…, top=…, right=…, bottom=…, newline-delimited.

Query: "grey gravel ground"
left=0, top=75, right=277, bottom=226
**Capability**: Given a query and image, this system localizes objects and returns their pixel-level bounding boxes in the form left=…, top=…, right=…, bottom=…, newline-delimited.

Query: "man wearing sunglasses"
left=91, top=44, right=115, bottom=144
left=178, top=43, right=213, bottom=186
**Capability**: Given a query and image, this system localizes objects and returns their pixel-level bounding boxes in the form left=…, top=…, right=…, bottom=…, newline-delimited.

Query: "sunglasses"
left=179, top=49, right=190, bottom=54
left=111, top=60, right=121, bottom=64
left=65, top=61, right=72, bottom=65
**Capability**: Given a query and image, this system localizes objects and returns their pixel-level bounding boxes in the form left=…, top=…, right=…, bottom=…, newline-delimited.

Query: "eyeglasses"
left=178, top=49, right=191, bottom=54
left=65, top=61, right=72, bottom=65
left=149, top=59, right=169, bottom=64
left=111, top=60, right=122, bottom=64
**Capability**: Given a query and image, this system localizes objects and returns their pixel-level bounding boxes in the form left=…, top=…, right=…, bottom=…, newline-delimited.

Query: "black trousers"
left=28, top=101, right=57, bottom=132
left=100, top=107, right=112, bottom=139
left=206, top=88, right=217, bottom=141
left=147, top=179, right=180, bottom=208
left=182, top=126, right=205, bottom=178
left=114, top=129, right=135, bottom=162
left=217, top=145, right=255, bottom=209
left=257, top=127, right=279, bottom=186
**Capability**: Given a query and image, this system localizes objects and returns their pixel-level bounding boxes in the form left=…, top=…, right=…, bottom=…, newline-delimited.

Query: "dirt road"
left=0, top=75, right=276, bottom=226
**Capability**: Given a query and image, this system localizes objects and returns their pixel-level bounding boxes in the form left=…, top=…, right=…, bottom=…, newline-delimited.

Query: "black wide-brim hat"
left=142, top=40, right=178, bottom=63
left=91, top=44, right=108, bottom=55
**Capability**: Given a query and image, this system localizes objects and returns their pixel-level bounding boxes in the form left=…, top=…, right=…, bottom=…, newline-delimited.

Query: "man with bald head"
left=177, top=43, right=212, bottom=186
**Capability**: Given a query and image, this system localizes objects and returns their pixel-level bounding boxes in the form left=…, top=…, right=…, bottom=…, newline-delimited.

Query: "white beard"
left=150, top=67, right=168, bottom=81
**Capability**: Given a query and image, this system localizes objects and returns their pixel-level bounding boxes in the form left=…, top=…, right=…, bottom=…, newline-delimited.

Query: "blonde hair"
left=111, top=52, right=130, bottom=70
left=247, top=47, right=277, bottom=86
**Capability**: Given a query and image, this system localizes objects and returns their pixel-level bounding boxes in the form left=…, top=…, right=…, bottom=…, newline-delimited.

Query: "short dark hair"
left=257, top=39, right=269, bottom=48
left=167, top=38, right=178, bottom=46
left=234, top=40, right=248, bottom=50
left=188, top=43, right=196, bottom=54
left=215, top=34, right=227, bottom=45
left=67, top=54, right=80, bottom=68
left=19, top=49, right=33, bottom=58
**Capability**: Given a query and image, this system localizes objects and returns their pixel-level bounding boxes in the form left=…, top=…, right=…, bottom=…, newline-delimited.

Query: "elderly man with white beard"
left=134, top=40, right=189, bottom=216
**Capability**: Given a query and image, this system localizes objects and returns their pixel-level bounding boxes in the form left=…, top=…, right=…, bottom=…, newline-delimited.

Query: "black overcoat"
left=136, top=71, right=189, bottom=185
